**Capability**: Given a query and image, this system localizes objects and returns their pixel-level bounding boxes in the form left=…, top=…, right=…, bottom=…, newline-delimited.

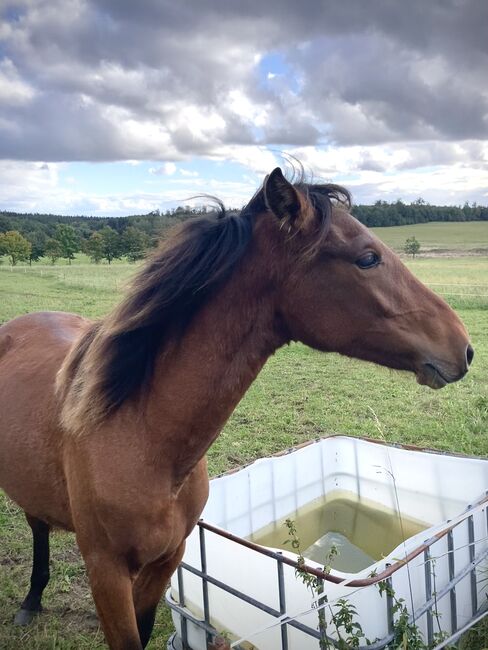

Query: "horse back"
left=0, top=311, right=91, bottom=527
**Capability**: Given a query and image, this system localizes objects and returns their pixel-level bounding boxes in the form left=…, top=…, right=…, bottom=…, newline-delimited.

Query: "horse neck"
left=144, top=221, right=288, bottom=484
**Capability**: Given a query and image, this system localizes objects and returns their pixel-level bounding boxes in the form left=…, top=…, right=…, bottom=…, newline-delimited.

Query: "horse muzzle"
left=416, top=344, right=474, bottom=389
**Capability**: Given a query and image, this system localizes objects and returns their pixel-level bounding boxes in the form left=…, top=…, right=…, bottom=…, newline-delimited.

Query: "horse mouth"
left=416, top=363, right=452, bottom=389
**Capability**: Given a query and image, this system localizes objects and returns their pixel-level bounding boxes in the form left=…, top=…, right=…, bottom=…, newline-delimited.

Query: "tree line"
left=0, top=222, right=154, bottom=266
left=352, top=198, right=487, bottom=227
left=0, top=206, right=198, bottom=265
left=0, top=198, right=487, bottom=265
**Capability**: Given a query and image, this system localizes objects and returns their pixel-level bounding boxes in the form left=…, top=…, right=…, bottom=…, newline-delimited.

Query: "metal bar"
left=179, top=562, right=340, bottom=646
left=177, top=566, right=189, bottom=649
left=317, top=578, right=328, bottom=649
left=166, top=590, right=219, bottom=637
left=468, top=513, right=478, bottom=615
left=430, top=609, right=488, bottom=650
left=174, top=544, right=488, bottom=650
left=276, top=556, right=289, bottom=650
left=199, top=525, right=212, bottom=648
left=356, top=546, right=488, bottom=650
left=280, top=615, right=334, bottom=644
left=447, top=529, right=457, bottom=633
left=181, top=561, right=282, bottom=618
left=409, top=546, right=487, bottom=621
left=424, top=548, right=434, bottom=646
left=385, top=565, right=394, bottom=635
left=168, top=590, right=333, bottom=644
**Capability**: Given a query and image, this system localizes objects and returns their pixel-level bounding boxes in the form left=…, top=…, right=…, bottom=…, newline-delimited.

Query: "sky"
left=0, top=0, right=487, bottom=216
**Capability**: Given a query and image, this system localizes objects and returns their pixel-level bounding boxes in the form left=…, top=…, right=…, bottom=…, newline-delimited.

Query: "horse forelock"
left=58, top=177, right=351, bottom=434
left=298, top=183, right=352, bottom=258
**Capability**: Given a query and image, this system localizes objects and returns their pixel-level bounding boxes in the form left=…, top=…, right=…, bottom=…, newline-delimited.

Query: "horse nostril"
left=466, top=344, right=474, bottom=366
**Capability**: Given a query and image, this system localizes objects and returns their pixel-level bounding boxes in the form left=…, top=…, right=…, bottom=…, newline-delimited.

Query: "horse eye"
left=356, top=252, right=380, bottom=269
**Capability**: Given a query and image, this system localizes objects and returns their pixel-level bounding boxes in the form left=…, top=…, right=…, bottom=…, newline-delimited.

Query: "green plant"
left=377, top=579, right=458, bottom=650
left=378, top=580, right=427, bottom=649
left=404, top=236, right=421, bottom=258
left=285, top=517, right=465, bottom=650
left=284, top=518, right=324, bottom=593
left=330, top=599, right=366, bottom=648
left=284, top=518, right=366, bottom=649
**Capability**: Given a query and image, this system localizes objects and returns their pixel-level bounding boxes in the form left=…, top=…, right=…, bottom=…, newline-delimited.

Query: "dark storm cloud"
left=0, top=0, right=486, bottom=160
left=292, top=28, right=488, bottom=145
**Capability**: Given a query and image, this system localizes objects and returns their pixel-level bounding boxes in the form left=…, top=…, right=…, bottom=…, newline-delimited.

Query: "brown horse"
left=0, top=168, right=473, bottom=649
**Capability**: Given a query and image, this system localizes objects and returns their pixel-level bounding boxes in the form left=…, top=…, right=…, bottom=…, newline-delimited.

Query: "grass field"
left=1, top=227, right=487, bottom=648
left=372, top=220, right=488, bottom=252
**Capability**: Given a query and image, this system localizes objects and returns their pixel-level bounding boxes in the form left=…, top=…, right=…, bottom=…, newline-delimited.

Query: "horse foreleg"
left=83, top=550, right=142, bottom=650
left=132, top=542, right=186, bottom=649
left=14, top=515, right=51, bottom=626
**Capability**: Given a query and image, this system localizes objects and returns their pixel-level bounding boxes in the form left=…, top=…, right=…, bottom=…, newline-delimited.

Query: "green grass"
left=372, top=220, right=488, bottom=251
left=403, top=257, right=488, bottom=310
left=1, top=235, right=487, bottom=648
left=0, top=264, right=135, bottom=321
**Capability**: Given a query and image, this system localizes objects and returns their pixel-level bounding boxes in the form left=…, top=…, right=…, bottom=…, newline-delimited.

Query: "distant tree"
left=99, top=226, right=122, bottom=264
left=0, top=230, right=32, bottom=266
left=0, top=215, right=12, bottom=232
left=26, top=231, right=47, bottom=265
left=56, top=224, right=79, bottom=264
left=123, top=226, right=149, bottom=262
left=404, top=236, right=421, bottom=258
left=45, top=238, right=62, bottom=265
left=84, top=231, right=105, bottom=263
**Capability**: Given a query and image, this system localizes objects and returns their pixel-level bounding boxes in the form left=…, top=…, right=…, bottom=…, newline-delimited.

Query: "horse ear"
left=264, top=168, right=315, bottom=233
left=264, top=168, right=301, bottom=224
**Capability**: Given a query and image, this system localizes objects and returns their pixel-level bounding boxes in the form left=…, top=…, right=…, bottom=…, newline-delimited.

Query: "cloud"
left=347, top=165, right=488, bottom=206
left=1, top=0, right=486, bottom=158
left=0, top=0, right=486, bottom=206
left=149, top=162, right=177, bottom=176
left=0, top=58, right=36, bottom=106
left=0, top=159, right=65, bottom=212
left=179, top=169, right=199, bottom=177
left=0, top=159, right=260, bottom=216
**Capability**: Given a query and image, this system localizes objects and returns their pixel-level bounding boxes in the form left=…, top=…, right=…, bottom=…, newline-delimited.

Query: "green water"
left=249, top=490, right=429, bottom=573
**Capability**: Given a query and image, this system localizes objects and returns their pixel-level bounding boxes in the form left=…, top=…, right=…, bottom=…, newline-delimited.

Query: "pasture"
left=0, top=226, right=487, bottom=649
left=372, top=220, right=488, bottom=252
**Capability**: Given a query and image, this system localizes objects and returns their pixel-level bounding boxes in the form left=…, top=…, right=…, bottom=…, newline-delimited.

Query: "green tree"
left=123, top=226, right=149, bottom=262
left=84, top=231, right=104, bottom=263
left=26, top=230, right=47, bottom=265
left=56, top=224, right=79, bottom=265
left=99, top=226, right=122, bottom=264
left=0, top=230, right=32, bottom=265
left=0, top=215, right=12, bottom=232
left=45, top=238, right=62, bottom=265
left=404, top=236, right=421, bottom=258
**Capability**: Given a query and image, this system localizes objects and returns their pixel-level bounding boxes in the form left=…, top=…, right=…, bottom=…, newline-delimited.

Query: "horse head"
left=263, top=168, right=473, bottom=388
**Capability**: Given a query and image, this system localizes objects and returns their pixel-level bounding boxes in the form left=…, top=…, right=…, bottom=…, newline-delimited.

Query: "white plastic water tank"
left=168, top=436, right=488, bottom=649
